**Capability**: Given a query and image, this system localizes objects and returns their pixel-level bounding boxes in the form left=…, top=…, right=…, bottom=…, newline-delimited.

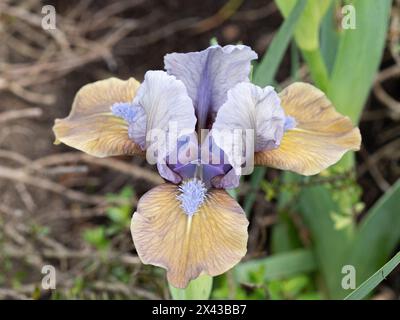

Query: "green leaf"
left=298, top=184, right=354, bottom=299
left=105, top=186, right=134, bottom=234
left=348, top=179, right=400, bottom=285
left=169, top=275, right=213, bottom=300
left=271, top=217, right=302, bottom=253
left=290, top=41, right=301, bottom=80
left=267, top=274, right=313, bottom=300
left=106, top=185, right=134, bottom=203
left=345, top=251, right=400, bottom=300
left=301, top=48, right=329, bottom=92
left=226, top=187, right=238, bottom=199
left=253, top=0, right=307, bottom=87
left=83, top=227, right=110, bottom=251
left=328, top=0, right=392, bottom=123
left=320, top=1, right=339, bottom=74
left=235, top=249, right=316, bottom=284
left=275, top=0, right=331, bottom=51
left=281, top=274, right=310, bottom=297
left=297, top=178, right=400, bottom=299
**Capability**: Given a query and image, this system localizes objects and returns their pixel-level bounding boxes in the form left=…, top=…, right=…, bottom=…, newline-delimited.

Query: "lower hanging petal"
left=255, top=82, right=361, bottom=175
left=131, top=183, right=249, bottom=288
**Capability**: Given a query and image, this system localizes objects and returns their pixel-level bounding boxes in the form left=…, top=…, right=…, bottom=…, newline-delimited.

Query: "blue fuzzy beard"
left=111, top=102, right=135, bottom=121
left=176, top=179, right=207, bottom=216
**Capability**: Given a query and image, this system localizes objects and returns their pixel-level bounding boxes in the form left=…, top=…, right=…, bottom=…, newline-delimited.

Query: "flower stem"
left=301, top=48, right=330, bottom=93
left=169, top=275, right=213, bottom=300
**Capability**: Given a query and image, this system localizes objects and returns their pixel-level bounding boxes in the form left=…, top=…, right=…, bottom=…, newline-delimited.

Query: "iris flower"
left=53, top=45, right=361, bottom=288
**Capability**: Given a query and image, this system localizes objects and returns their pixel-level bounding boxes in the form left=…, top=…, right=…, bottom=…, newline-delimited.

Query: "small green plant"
left=83, top=226, right=110, bottom=251
left=83, top=186, right=135, bottom=250
left=105, top=186, right=135, bottom=235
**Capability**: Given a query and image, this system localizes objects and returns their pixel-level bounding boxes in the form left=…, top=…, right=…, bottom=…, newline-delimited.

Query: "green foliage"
left=268, top=275, right=319, bottom=300
left=277, top=0, right=391, bottom=123
left=106, top=186, right=134, bottom=235
left=320, top=1, right=339, bottom=74
left=277, top=0, right=332, bottom=90
left=83, top=227, right=110, bottom=251
left=235, top=249, right=317, bottom=284
left=345, top=251, right=400, bottom=300
left=348, top=180, right=400, bottom=287
left=212, top=250, right=317, bottom=300
left=253, top=0, right=307, bottom=87
left=328, top=0, right=392, bottom=123
left=169, top=275, right=213, bottom=300
left=298, top=183, right=353, bottom=298
left=237, top=0, right=398, bottom=301
left=83, top=186, right=135, bottom=251
left=111, top=265, right=131, bottom=284
left=275, top=0, right=331, bottom=51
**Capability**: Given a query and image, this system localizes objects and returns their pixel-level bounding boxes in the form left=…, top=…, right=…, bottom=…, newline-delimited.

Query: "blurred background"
left=0, top=0, right=399, bottom=300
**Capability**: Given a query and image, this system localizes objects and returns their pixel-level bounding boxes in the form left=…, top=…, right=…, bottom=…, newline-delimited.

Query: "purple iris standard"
left=53, top=45, right=361, bottom=288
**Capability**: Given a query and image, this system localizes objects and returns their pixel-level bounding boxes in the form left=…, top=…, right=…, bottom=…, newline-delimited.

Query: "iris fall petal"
left=131, top=183, right=249, bottom=288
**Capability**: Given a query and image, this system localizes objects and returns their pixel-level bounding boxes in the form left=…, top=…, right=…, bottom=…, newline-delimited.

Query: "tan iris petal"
left=53, top=77, right=144, bottom=157
left=131, top=184, right=249, bottom=288
left=255, top=82, right=361, bottom=175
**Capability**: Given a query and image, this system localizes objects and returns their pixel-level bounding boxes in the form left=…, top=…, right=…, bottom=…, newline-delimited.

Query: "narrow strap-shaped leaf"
left=320, top=1, right=339, bottom=75
left=345, top=251, right=400, bottom=300
left=253, top=0, right=307, bottom=87
left=235, top=249, right=316, bottom=284
left=328, top=0, right=392, bottom=123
